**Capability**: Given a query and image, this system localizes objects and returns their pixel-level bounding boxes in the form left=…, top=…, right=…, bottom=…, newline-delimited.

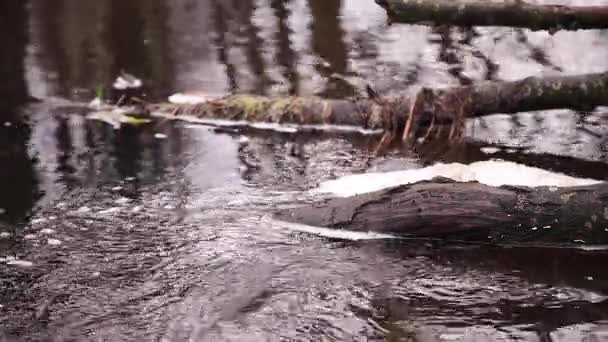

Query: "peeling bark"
left=274, top=178, right=608, bottom=245
left=375, top=0, right=608, bottom=31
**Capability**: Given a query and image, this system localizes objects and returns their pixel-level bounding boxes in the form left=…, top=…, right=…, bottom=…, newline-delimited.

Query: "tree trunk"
left=375, top=0, right=608, bottom=31
left=274, top=178, right=608, bottom=245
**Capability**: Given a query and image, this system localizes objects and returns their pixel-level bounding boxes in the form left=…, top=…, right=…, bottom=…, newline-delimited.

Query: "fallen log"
left=274, top=178, right=608, bottom=245
left=148, top=72, right=608, bottom=144
left=375, top=0, right=608, bottom=31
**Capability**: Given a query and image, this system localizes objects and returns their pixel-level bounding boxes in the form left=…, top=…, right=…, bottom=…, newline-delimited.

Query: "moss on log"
left=375, top=0, right=608, bottom=31
left=150, top=95, right=390, bottom=130
left=274, top=178, right=608, bottom=245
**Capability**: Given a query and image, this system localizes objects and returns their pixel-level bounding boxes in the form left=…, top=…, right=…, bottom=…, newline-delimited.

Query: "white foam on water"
left=316, top=160, right=603, bottom=197
left=480, top=147, right=500, bottom=154
left=265, top=216, right=398, bottom=241
left=6, top=260, right=34, bottom=267
left=151, top=112, right=383, bottom=135
left=75, top=206, right=92, bottom=213
left=40, top=228, right=56, bottom=235
left=99, top=207, right=121, bottom=215
left=115, top=197, right=131, bottom=205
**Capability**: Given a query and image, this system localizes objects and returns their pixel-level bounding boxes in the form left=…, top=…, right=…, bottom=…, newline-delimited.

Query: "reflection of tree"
left=308, top=0, right=356, bottom=98
left=32, top=0, right=173, bottom=100
left=0, top=0, right=29, bottom=106
left=211, top=0, right=239, bottom=93
left=237, top=0, right=272, bottom=95
left=270, top=0, right=300, bottom=95
left=0, top=0, right=40, bottom=226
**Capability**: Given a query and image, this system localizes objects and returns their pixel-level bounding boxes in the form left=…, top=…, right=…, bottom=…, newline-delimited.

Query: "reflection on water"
left=1, top=0, right=608, bottom=340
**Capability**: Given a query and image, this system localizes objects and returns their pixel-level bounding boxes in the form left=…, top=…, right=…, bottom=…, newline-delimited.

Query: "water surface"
left=1, top=0, right=608, bottom=340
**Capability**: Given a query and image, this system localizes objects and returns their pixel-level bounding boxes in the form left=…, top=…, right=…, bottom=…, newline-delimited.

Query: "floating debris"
left=4, top=121, right=12, bottom=127
left=0, top=208, right=5, bottom=215
left=87, top=108, right=151, bottom=130
left=24, top=234, right=36, bottom=240
left=154, top=133, right=168, bottom=139
left=40, top=228, right=56, bottom=235
left=0, top=232, right=10, bottom=239
left=113, top=72, right=142, bottom=90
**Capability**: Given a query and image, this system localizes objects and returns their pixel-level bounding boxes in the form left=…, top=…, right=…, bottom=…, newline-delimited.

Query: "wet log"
left=274, top=178, right=608, bottom=245
left=375, top=0, right=608, bottom=31
left=150, top=72, right=608, bottom=139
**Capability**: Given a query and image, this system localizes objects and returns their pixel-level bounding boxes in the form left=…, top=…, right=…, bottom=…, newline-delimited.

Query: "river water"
left=1, top=0, right=608, bottom=341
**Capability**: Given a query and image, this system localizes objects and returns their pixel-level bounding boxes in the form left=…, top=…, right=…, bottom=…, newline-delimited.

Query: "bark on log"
left=375, top=0, right=608, bottom=31
left=150, top=72, right=608, bottom=136
left=274, top=178, right=608, bottom=245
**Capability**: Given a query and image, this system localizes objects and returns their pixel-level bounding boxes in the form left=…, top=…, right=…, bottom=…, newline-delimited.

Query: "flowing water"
left=2, top=0, right=608, bottom=341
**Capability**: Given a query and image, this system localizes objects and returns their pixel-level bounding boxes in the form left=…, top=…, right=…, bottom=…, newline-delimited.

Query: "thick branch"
left=274, top=178, right=608, bottom=245
left=375, top=0, right=608, bottom=31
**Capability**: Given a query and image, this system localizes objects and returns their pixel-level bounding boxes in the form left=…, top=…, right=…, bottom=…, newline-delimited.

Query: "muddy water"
left=1, top=0, right=608, bottom=341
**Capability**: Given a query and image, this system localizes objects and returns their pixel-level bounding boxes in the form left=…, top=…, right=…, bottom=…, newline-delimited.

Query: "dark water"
left=1, top=0, right=608, bottom=341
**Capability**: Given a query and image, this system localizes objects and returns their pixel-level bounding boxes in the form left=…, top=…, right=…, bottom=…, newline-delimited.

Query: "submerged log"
left=375, top=0, right=608, bottom=31
left=274, top=178, right=608, bottom=245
